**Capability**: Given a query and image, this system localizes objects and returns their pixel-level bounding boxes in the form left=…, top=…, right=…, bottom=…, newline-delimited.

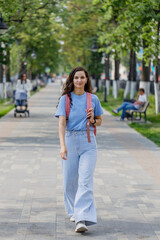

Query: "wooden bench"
left=126, top=101, right=150, bottom=122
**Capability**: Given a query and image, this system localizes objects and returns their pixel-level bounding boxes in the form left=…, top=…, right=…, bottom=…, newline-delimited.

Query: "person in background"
left=112, top=88, right=147, bottom=121
left=15, top=73, right=32, bottom=110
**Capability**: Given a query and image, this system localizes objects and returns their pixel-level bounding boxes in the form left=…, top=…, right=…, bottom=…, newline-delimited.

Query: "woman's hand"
left=60, top=145, right=68, bottom=160
left=87, top=108, right=94, bottom=123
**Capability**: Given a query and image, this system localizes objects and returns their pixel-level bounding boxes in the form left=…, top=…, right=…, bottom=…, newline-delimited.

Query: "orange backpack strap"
left=65, top=94, right=70, bottom=121
left=94, top=124, right=96, bottom=136
left=87, top=92, right=91, bottom=143
left=87, top=92, right=96, bottom=143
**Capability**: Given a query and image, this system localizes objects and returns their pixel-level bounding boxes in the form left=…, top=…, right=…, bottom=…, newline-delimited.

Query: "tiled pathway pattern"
left=0, top=82, right=160, bottom=240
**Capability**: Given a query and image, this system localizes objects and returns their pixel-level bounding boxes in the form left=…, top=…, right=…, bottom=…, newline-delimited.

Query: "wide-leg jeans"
left=62, top=130, right=97, bottom=226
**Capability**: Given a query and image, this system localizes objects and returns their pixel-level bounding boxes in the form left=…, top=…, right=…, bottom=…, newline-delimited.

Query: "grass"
left=96, top=88, right=125, bottom=115
left=96, top=89, right=160, bottom=147
left=0, top=86, right=44, bottom=118
left=0, top=100, right=14, bottom=118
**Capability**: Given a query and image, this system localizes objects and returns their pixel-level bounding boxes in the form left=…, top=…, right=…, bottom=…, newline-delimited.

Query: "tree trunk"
left=83, top=49, right=86, bottom=68
left=154, top=19, right=160, bottom=114
left=124, top=49, right=136, bottom=99
left=0, top=64, right=3, bottom=83
left=130, top=49, right=136, bottom=99
left=95, top=77, right=99, bottom=91
left=5, top=48, right=10, bottom=82
left=142, top=59, right=150, bottom=82
left=19, top=62, right=27, bottom=77
left=114, top=57, right=120, bottom=81
left=104, top=53, right=110, bottom=101
left=113, top=52, right=120, bottom=98
left=140, top=59, right=150, bottom=98
left=140, top=40, right=150, bottom=98
left=28, top=68, right=32, bottom=80
left=0, top=64, right=4, bottom=100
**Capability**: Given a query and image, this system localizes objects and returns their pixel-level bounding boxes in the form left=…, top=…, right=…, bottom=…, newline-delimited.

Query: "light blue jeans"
left=117, top=102, right=137, bottom=119
left=62, top=130, right=97, bottom=226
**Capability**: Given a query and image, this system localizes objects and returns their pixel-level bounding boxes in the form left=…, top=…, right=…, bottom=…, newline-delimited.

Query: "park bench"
left=125, top=101, right=150, bottom=122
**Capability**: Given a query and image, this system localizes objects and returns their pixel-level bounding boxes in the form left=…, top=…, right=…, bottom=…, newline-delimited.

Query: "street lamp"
left=0, top=14, right=8, bottom=35
left=91, top=42, right=99, bottom=52
left=31, top=51, right=37, bottom=59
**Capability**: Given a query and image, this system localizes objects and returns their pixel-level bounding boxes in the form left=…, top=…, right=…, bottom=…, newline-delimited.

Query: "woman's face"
left=73, top=71, right=87, bottom=90
left=22, top=74, right=26, bottom=80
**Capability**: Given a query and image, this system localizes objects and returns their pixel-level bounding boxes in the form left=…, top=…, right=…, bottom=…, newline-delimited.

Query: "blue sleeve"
left=55, top=95, right=66, bottom=118
left=93, top=95, right=104, bottom=117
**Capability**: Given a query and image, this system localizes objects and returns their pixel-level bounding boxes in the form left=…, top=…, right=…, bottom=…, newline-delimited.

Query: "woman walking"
left=15, top=73, right=32, bottom=110
left=55, top=66, right=103, bottom=232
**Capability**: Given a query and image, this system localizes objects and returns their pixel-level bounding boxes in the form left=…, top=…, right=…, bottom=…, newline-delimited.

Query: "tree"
left=118, top=0, right=160, bottom=111
left=93, top=0, right=127, bottom=98
left=59, top=0, right=102, bottom=78
left=0, top=0, right=61, bottom=79
left=94, top=0, right=160, bottom=112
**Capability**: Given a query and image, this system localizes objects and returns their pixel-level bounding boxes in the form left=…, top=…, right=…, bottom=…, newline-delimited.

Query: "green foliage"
left=1, top=0, right=160, bottom=77
left=94, top=0, right=160, bottom=66
left=0, top=0, right=61, bottom=75
left=59, top=0, right=102, bottom=73
left=10, top=43, right=22, bottom=76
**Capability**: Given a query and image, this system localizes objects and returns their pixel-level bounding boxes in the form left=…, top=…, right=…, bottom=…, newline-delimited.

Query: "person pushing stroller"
left=14, top=73, right=32, bottom=117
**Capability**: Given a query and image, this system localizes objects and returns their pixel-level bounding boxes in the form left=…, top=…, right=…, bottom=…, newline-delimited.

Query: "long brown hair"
left=61, top=66, right=92, bottom=105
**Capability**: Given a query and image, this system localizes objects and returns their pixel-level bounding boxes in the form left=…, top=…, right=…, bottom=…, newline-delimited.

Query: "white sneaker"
left=116, top=117, right=124, bottom=121
left=70, top=216, right=75, bottom=222
left=75, top=221, right=88, bottom=232
left=112, top=109, right=118, bottom=114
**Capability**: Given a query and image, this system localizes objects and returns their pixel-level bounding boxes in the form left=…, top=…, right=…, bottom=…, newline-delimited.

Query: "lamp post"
left=31, top=51, right=37, bottom=59
left=91, top=42, right=99, bottom=53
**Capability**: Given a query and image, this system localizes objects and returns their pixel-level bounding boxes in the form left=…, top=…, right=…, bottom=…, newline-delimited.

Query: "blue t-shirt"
left=55, top=92, right=103, bottom=131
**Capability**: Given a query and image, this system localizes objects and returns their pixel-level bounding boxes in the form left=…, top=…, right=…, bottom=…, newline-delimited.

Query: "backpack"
left=65, top=92, right=96, bottom=143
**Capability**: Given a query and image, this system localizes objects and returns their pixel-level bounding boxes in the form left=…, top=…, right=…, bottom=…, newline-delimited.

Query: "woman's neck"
left=73, top=88, right=85, bottom=96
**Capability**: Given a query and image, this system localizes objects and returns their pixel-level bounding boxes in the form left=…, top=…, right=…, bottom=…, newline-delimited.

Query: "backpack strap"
left=87, top=92, right=96, bottom=142
left=65, top=94, right=70, bottom=121
left=87, top=92, right=91, bottom=143
left=93, top=124, right=96, bottom=136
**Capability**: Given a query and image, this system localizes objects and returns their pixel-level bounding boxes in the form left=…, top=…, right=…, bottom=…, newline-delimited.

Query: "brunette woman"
left=55, top=67, right=103, bottom=232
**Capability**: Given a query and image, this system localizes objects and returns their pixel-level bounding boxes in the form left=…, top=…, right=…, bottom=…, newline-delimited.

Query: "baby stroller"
left=14, top=90, right=30, bottom=117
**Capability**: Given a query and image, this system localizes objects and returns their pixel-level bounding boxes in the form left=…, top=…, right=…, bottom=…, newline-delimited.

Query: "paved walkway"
left=0, top=82, right=160, bottom=240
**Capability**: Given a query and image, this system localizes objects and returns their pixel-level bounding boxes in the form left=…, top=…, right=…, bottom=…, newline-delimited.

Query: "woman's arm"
left=87, top=108, right=102, bottom=126
left=59, top=116, right=68, bottom=160
left=94, top=115, right=102, bottom=126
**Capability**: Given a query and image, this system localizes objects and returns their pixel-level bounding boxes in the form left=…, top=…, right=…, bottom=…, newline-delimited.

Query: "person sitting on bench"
left=112, top=88, right=147, bottom=121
